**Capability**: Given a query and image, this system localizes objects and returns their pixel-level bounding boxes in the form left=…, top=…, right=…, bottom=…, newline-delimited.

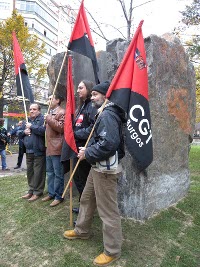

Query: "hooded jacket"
left=85, top=102, right=126, bottom=165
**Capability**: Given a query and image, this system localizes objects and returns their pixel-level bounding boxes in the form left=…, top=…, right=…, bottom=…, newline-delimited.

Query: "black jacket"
left=18, top=114, right=45, bottom=156
left=61, top=98, right=96, bottom=163
left=0, top=127, right=8, bottom=150
left=74, top=98, right=97, bottom=148
left=85, top=102, right=126, bottom=165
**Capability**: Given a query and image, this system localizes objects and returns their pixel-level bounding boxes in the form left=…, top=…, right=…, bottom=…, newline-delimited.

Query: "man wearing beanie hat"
left=91, top=80, right=110, bottom=96
left=63, top=81, right=126, bottom=266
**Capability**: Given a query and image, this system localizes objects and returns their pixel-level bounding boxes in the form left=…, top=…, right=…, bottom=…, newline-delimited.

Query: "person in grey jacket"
left=63, top=81, right=126, bottom=267
left=19, top=103, right=46, bottom=202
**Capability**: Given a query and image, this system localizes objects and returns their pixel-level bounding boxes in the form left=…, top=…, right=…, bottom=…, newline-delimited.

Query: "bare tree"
left=118, top=0, right=155, bottom=40
left=67, top=0, right=155, bottom=42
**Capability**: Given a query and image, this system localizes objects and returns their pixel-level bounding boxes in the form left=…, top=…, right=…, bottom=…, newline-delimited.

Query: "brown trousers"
left=75, top=168, right=122, bottom=257
left=26, top=153, right=46, bottom=196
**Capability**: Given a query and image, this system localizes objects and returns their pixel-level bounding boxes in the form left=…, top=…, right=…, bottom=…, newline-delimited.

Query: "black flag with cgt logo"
left=106, top=21, right=153, bottom=171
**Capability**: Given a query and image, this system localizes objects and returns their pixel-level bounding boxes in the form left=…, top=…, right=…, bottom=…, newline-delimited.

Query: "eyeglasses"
left=78, top=86, right=84, bottom=90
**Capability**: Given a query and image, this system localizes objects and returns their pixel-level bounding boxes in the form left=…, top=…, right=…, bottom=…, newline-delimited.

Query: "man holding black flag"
left=63, top=81, right=126, bottom=267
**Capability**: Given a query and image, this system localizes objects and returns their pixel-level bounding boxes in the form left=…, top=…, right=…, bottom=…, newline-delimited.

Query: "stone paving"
left=0, top=153, right=27, bottom=177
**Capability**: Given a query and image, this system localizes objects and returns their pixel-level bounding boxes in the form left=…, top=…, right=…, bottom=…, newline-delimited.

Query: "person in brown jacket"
left=42, top=94, right=65, bottom=207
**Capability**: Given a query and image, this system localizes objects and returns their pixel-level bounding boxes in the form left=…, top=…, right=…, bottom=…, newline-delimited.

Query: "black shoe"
left=14, top=166, right=20, bottom=169
left=72, top=207, right=79, bottom=214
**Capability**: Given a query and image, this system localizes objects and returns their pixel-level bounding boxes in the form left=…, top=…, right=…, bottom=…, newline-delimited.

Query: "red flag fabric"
left=68, top=0, right=99, bottom=84
left=64, top=56, right=78, bottom=159
left=12, top=31, right=34, bottom=103
left=106, top=21, right=153, bottom=170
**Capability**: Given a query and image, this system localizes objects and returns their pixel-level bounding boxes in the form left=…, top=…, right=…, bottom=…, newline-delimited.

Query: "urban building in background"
left=0, top=0, right=76, bottom=58
left=0, top=0, right=76, bottom=128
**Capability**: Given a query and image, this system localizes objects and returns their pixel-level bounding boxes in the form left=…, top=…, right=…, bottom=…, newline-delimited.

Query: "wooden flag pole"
left=18, top=67, right=28, bottom=122
left=69, top=159, right=73, bottom=227
left=46, top=51, right=68, bottom=117
left=62, top=98, right=108, bottom=198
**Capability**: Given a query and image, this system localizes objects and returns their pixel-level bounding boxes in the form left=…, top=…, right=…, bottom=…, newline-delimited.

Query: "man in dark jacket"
left=63, top=81, right=126, bottom=267
left=0, top=118, right=9, bottom=171
left=19, top=103, right=46, bottom=202
left=42, top=94, right=65, bottom=207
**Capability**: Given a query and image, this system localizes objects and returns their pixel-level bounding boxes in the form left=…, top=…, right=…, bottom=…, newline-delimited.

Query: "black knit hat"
left=92, top=81, right=110, bottom=95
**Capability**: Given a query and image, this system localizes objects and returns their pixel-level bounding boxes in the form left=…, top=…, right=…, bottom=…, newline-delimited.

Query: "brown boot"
left=28, top=195, right=40, bottom=202
left=50, top=199, right=62, bottom=207
left=42, top=196, right=53, bottom=202
left=21, top=193, right=32, bottom=199
left=93, top=253, right=120, bottom=266
left=63, top=230, right=90, bottom=240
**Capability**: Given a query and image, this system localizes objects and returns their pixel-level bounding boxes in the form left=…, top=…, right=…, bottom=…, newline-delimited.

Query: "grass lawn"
left=0, top=146, right=200, bottom=267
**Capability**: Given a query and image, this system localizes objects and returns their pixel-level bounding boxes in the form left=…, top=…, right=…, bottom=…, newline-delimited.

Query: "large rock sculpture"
left=117, top=34, right=196, bottom=219
left=47, top=34, right=196, bottom=220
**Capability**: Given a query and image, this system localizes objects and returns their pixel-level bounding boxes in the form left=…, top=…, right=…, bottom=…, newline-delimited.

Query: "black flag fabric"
left=68, top=0, right=99, bottom=84
left=12, top=31, right=34, bottom=103
left=106, top=21, right=153, bottom=171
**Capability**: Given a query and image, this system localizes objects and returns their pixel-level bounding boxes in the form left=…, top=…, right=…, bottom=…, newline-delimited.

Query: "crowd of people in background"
left=0, top=80, right=126, bottom=266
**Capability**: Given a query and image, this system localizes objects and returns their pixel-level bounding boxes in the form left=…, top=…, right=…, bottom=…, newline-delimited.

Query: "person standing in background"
left=0, top=118, right=9, bottom=171
left=8, top=120, right=25, bottom=169
left=42, top=94, right=65, bottom=207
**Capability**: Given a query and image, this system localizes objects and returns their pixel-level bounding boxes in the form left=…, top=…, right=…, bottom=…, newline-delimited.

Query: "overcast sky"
left=62, top=0, right=192, bottom=50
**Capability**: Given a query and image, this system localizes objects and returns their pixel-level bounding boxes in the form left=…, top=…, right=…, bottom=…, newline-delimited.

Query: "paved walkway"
left=0, top=153, right=27, bottom=177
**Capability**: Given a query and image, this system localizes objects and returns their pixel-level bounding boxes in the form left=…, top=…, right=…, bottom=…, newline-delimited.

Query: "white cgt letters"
left=127, top=104, right=152, bottom=147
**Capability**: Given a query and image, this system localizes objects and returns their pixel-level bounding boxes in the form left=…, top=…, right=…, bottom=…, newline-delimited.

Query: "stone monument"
left=47, top=34, right=196, bottom=220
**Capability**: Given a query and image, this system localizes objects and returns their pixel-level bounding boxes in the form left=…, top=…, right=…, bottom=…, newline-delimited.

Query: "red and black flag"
left=68, top=0, right=99, bottom=84
left=63, top=56, right=78, bottom=162
left=12, top=31, right=34, bottom=103
left=106, top=21, right=153, bottom=171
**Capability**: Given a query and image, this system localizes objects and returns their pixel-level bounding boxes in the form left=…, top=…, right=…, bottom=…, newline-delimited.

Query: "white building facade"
left=0, top=0, right=75, bottom=101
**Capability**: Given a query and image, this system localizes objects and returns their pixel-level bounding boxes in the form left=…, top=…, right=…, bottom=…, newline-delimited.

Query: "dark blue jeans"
left=0, top=149, right=6, bottom=169
left=46, top=155, right=64, bottom=200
